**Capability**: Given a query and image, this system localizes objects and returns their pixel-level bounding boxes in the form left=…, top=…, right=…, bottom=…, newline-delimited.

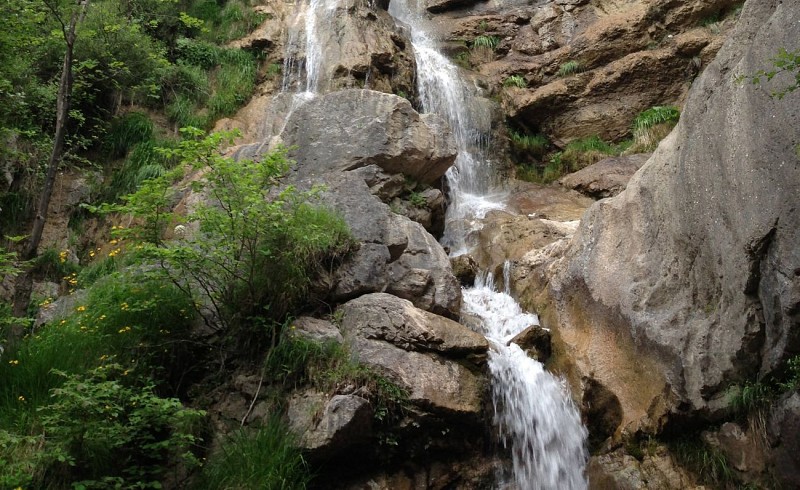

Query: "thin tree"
left=10, top=0, right=90, bottom=340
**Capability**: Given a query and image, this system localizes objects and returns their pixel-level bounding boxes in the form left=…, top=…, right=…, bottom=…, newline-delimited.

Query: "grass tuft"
left=503, top=75, right=527, bottom=88
left=631, top=105, right=680, bottom=152
left=556, top=60, right=584, bottom=77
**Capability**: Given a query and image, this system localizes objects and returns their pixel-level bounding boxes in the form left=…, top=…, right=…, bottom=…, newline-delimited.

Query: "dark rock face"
left=768, top=392, right=800, bottom=488
left=508, top=324, right=551, bottom=362
left=559, top=153, right=650, bottom=199
left=548, top=0, right=800, bottom=430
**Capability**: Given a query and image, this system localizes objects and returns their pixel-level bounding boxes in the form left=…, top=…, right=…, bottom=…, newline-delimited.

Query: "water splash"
left=388, top=0, right=589, bottom=486
left=465, top=269, right=588, bottom=489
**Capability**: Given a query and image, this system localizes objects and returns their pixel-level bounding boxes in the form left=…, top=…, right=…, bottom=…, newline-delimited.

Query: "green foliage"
left=453, top=51, right=471, bottom=69
left=104, top=112, right=155, bottom=158
left=36, top=364, right=204, bottom=488
left=30, top=247, right=81, bottom=283
left=408, top=192, right=427, bottom=208
left=264, top=335, right=408, bottom=423
left=631, top=105, right=680, bottom=152
left=509, top=131, right=548, bottom=156
left=200, top=418, right=310, bottom=490
left=556, top=60, right=584, bottom=77
left=670, top=437, right=735, bottom=487
left=503, top=75, right=527, bottom=88
left=559, top=135, right=617, bottom=171
left=741, top=47, right=800, bottom=99
left=472, top=35, right=500, bottom=50
left=98, top=128, right=353, bottom=333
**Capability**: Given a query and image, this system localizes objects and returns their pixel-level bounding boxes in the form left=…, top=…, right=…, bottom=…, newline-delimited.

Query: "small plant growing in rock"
left=556, top=60, right=584, bottom=77
left=509, top=131, right=548, bottom=156
left=631, top=105, right=681, bottom=152
left=740, top=47, right=800, bottom=99
left=503, top=75, right=527, bottom=88
left=472, top=35, right=500, bottom=50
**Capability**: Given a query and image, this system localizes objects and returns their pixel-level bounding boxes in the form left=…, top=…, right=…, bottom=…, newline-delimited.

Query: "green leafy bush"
left=99, top=129, right=353, bottom=335
left=36, top=364, right=204, bottom=488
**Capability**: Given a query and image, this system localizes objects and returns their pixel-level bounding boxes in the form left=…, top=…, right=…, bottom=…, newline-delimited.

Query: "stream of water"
left=284, top=0, right=588, bottom=486
left=388, top=1, right=588, bottom=487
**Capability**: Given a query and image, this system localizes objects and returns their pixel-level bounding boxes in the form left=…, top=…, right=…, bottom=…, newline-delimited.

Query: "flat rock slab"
left=559, top=153, right=650, bottom=199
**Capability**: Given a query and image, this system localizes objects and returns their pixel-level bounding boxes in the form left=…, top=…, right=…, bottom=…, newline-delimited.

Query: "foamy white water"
left=388, top=1, right=589, bottom=487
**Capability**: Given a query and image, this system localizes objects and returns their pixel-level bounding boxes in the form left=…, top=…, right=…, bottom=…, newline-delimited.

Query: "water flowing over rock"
left=281, top=0, right=416, bottom=95
left=543, top=0, right=800, bottom=437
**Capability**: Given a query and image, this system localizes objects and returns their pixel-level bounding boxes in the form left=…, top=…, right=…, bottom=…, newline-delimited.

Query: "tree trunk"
left=9, top=0, right=90, bottom=342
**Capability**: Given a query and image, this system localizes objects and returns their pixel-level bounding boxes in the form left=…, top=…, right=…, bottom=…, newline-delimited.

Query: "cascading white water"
left=282, top=0, right=343, bottom=94
left=389, top=1, right=589, bottom=487
left=465, top=267, right=588, bottom=489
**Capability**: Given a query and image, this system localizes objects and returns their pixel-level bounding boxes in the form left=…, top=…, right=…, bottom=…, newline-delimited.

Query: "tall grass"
left=472, top=35, right=500, bottom=50
left=190, top=0, right=269, bottom=44
left=104, top=112, right=154, bottom=158
left=509, top=131, right=548, bottom=156
left=200, top=418, right=311, bottom=490
left=207, top=49, right=257, bottom=120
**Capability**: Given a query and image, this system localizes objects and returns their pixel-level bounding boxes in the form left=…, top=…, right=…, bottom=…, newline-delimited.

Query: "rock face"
left=434, top=0, right=739, bottom=142
left=559, top=153, right=650, bottom=199
left=287, top=391, right=373, bottom=457
left=539, top=0, right=800, bottom=435
left=320, top=171, right=462, bottom=318
left=339, top=293, right=488, bottom=415
left=587, top=445, right=702, bottom=490
left=283, top=90, right=457, bottom=185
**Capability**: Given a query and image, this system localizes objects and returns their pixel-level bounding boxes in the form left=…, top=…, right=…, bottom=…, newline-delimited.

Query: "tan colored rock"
left=541, top=0, right=800, bottom=434
left=587, top=446, right=704, bottom=490
left=339, top=293, right=488, bottom=415
left=559, top=153, right=650, bottom=198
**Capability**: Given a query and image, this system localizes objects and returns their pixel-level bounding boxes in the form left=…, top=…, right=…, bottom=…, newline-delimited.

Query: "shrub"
left=503, top=75, right=527, bottom=88
left=98, top=129, right=353, bottom=336
left=200, top=418, right=310, bottom=490
left=556, top=60, right=584, bottom=77
left=37, top=364, right=204, bottom=488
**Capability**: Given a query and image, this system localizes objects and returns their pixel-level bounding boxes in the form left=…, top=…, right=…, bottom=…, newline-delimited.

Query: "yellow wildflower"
left=76, top=305, right=86, bottom=312
left=118, top=326, right=132, bottom=334
left=8, top=359, right=19, bottom=365
left=18, top=396, right=25, bottom=402
left=121, top=302, right=129, bottom=310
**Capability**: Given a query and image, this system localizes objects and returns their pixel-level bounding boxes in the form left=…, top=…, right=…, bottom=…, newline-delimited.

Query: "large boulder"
left=287, top=391, right=373, bottom=457
left=338, top=293, right=489, bottom=415
left=542, top=0, right=800, bottom=434
left=282, top=90, right=457, bottom=185
left=320, top=171, right=462, bottom=318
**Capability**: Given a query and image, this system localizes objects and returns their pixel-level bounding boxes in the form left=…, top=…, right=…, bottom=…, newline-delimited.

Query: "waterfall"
left=389, top=1, right=589, bottom=487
